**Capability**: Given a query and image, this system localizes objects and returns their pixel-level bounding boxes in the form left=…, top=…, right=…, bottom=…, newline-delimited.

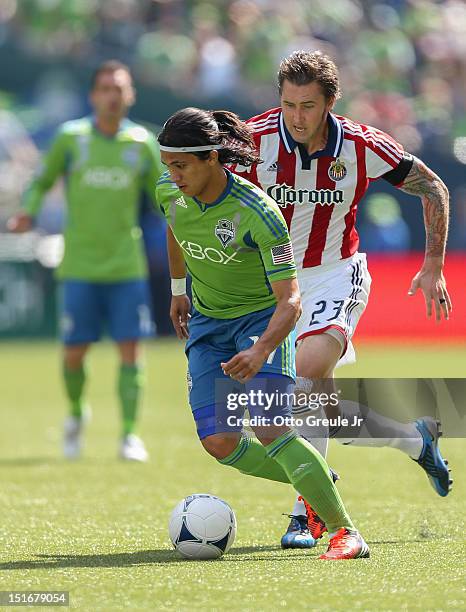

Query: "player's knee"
left=64, top=345, right=89, bottom=370
left=296, top=334, right=343, bottom=379
left=296, top=355, right=337, bottom=380
left=201, top=434, right=240, bottom=460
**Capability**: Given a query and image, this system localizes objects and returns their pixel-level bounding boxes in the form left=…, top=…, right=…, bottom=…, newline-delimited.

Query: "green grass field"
left=1, top=340, right=465, bottom=610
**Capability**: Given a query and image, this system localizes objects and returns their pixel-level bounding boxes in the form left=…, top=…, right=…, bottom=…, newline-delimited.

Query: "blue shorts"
left=185, top=306, right=296, bottom=439
left=60, top=279, right=153, bottom=345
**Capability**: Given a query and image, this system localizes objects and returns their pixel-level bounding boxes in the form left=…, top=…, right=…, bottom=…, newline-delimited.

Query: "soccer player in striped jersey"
left=8, top=61, right=162, bottom=462
left=230, top=51, right=452, bottom=548
left=157, top=107, right=370, bottom=559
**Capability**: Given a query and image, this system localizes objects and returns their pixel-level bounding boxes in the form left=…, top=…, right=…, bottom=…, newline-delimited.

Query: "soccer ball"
left=168, top=493, right=237, bottom=560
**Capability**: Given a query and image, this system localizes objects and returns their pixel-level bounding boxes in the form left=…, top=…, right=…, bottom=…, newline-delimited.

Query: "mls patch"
left=271, top=242, right=294, bottom=265
left=328, top=158, right=347, bottom=181
left=215, top=219, right=235, bottom=249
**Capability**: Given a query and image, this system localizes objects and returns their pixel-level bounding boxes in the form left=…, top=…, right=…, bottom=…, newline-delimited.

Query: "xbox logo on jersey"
left=266, top=184, right=344, bottom=207
left=177, top=239, right=243, bottom=265
left=82, top=166, right=132, bottom=189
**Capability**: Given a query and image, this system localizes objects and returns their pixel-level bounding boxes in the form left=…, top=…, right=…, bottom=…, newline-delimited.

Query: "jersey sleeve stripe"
left=253, top=121, right=279, bottom=134
left=361, top=129, right=404, bottom=159
left=340, top=118, right=404, bottom=152
left=249, top=111, right=281, bottom=127
left=266, top=265, right=296, bottom=276
left=343, top=128, right=402, bottom=166
left=341, top=122, right=404, bottom=162
left=253, top=120, right=279, bottom=130
left=231, top=185, right=282, bottom=238
left=363, top=125, right=404, bottom=153
left=231, top=184, right=287, bottom=239
left=231, top=186, right=283, bottom=239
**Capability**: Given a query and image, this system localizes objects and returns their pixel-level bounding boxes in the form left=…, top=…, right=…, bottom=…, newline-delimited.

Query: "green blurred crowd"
left=1, top=0, right=465, bottom=153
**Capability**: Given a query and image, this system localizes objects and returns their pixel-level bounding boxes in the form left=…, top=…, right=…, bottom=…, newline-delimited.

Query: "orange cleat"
left=300, top=496, right=328, bottom=540
left=319, top=528, right=370, bottom=560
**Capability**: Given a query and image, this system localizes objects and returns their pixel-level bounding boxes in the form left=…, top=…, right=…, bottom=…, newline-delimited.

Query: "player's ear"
left=208, top=150, right=219, bottom=165
left=127, top=83, right=136, bottom=107
left=326, top=95, right=336, bottom=112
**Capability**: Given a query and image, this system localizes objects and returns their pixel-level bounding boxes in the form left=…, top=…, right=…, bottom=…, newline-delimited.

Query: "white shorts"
left=295, top=252, right=371, bottom=367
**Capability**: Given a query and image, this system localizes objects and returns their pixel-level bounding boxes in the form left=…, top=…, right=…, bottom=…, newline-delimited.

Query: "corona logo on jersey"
left=82, top=167, right=132, bottom=189
left=215, top=219, right=236, bottom=249
left=328, top=158, right=347, bottom=181
left=266, top=184, right=344, bottom=208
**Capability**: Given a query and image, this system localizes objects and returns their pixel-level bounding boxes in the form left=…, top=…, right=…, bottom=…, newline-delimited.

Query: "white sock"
left=292, top=496, right=306, bottom=517
left=335, top=400, right=424, bottom=459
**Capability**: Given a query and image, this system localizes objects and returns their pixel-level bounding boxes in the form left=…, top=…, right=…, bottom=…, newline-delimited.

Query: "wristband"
left=171, top=278, right=187, bottom=296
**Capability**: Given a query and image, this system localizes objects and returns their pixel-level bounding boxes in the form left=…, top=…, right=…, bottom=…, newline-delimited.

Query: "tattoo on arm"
left=399, top=156, right=449, bottom=258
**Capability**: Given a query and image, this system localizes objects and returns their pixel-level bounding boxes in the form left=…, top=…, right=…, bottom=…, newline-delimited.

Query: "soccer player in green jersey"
left=156, top=107, right=369, bottom=559
left=8, top=60, right=163, bottom=461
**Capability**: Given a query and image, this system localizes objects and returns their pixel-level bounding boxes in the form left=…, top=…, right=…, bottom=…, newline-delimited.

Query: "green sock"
left=63, top=365, right=85, bottom=418
left=218, top=436, right=290, bottom=484
left=267, top=431, right=354, bottom=533
left=118, top=364, right=144, bottom=436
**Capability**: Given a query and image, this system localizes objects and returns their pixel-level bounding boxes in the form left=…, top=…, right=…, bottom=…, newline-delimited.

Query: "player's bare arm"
left=222, top=278, right=301, bottom=382
left=167, top=225, right=190, bottom=340
left=399, top=156, right=451, bottom=322
left=7, top=211, right=34, bottom=233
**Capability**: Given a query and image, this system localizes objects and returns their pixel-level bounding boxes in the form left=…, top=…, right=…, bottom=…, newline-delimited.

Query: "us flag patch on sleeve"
left=271, top=242, right=294, bottom=265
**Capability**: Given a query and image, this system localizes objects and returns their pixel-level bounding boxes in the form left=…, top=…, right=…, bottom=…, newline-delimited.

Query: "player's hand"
left=221, top=346, right=268, bottom=383
left=170, top=295, right=191, bottom=340
left=408, top=258, right=452, bottom=322
left=6, top=212, right=34, bottom=233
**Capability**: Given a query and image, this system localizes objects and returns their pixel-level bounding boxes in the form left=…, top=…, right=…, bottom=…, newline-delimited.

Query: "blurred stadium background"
left=0, top=0, right=465, bottom=340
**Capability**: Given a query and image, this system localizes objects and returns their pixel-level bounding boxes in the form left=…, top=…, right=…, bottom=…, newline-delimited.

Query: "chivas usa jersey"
left=156, top=169, right=297, bottom=319
left=231, top=108, right=412, bottom=270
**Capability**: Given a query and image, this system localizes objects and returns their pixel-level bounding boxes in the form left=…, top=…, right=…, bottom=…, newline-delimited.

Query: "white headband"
left=159, top=144, right=224, bottom=153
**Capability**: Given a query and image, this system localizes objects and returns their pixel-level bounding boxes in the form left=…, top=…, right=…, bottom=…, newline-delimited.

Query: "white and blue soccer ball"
left=168, top=493, right=237, bottom=560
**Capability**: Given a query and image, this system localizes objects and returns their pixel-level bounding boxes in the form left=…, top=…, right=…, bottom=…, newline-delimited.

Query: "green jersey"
left=23, top=116, right=163, bottom=281
left=156, top=170, right=296, bottom=319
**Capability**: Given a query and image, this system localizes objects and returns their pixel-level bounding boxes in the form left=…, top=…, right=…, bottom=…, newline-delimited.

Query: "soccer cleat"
left=303, top=468, right=339, bottom=540
left=319, top=528, right=370, bottom=560
left=281, top=469, right=339, bottom=548
left=63, top=408, right=91, bottom=459
left=301, top=496, right=328, bottom=540
left=413, top=417, right=451, bottom=497
left=281, top=515, right=317, bottom=549
left=119, top=434, right=149, bottom=462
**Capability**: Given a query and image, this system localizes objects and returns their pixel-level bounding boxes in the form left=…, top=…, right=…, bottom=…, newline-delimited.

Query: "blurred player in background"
left=231, top=50, right=452, bottom=548
left=157, top=106, right=370, bottom=560
left=8, top=60, right=162, bottom=462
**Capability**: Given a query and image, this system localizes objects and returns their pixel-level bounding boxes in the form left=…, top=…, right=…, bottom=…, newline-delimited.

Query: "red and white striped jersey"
left=231, top=107, right=411, bottom=271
